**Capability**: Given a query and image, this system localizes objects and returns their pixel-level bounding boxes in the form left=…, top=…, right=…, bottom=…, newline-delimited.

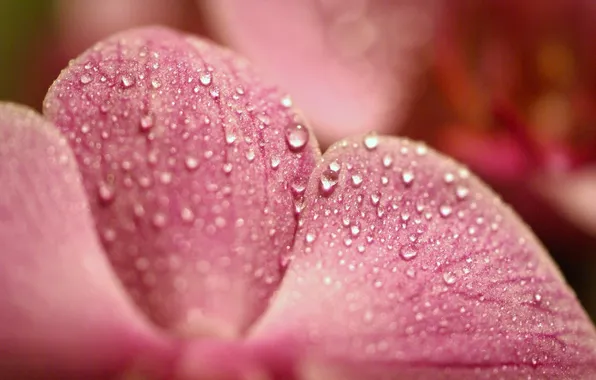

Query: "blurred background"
left=0, top=0, right=594, bottom=319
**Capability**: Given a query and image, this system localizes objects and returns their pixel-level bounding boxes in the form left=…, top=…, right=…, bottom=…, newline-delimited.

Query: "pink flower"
left=1, top=27, right=596, bottom=379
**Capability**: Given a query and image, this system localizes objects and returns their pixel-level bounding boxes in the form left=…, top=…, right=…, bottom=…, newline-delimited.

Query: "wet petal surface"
left=204, top=0, right=441, bottom=144
left=44, top=27, right=320, bottom=337
left=0, top=103, right=174, bottom=380
left=250, top=135, right=596, bottom=379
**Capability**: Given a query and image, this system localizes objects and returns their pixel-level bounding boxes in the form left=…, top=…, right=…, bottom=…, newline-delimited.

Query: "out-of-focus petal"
left=539, top=166, right=596, bottom=239
left=0, top=103, right=175, bottom=380
left=203, top=0, right=441, bottom=144
left=249, top=135, right=596, bottom=379
left=44, top=27, right=320, bottom=338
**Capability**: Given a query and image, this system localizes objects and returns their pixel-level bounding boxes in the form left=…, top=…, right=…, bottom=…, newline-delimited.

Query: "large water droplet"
left=185, top=157, right=199, bottom=171
left=199, top=72, right=212, bottom=86
left=285, top=123, right=309, bottom=152
left=401, top=171, right=415, bottom=186
left=351, top=173, right=363, bottom=187
left=363, top=133, right=379, bottom=150
left=121, top=75, right=134, bottom=88
left=439, top=204, right=452, bottom=218
left=400, top=245, right=418, bottom=261
left=320, top=169, right=339, bottom=196
left=80, top=74, right=93, bottom=85
left=97, top=181, right=116, bottom=205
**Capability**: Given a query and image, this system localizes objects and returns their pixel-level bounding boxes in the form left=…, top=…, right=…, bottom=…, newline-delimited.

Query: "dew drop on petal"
left=320, top=169, right=339, bottom=196
left=199, top=71, right=212, bottom=85
left=80, top=74, right=93, bottom=85
left=351, top=173, right=363, bottom=187
left=401, top=171, right=415, bottom=186
left=185, top=157, right=199, bottom=171
left=455, top=185, right=470, bottom=200
left=400, top=245, right=418, bottom=261
left=363, top=132, right=379, bottom=150
left=439, top=204, right=453, bottom=218
left=285, top=123, right=309, bottom=152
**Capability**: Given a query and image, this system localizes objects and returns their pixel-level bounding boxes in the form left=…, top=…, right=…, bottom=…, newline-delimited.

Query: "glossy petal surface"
left=250, top=135, right=596, bottom=379
left=44, top=27, right=320, bottom=337
left=204, top=0, right=441, bottom=144
left=0, top=103, right=173, bottom=379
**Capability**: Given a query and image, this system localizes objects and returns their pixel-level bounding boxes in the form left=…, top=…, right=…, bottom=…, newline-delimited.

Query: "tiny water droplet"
left=185, top=157, right=199, bottom=171
left=351, top=173, right=363, bottom=187
left=140, top=114, right=154, bottom=131
left=443, top=172, right=455, bottom=184
left=370, top=192, right=381, bottom=206
left=382, top=154, right=393, bottom=168
left=80, top=74, right=92, bottom=84
left=270, top=156, right=281, bottom=169
left=121, top=75, right=134, bottom=88
left=151, top=79, right=161, bottom=89
left=443, top=272, right=457, bottom=285
left=400, top=245, right=417, bottom=260
left=401, top=171, right=415, bottom=186
left=439, top=205, right=452, bottom=218
left=180, top=207, right=195, bottom=223
left=305, top=231, right=316, bottom=243
left=245, top=149, right=256, bottom=162
left=285, top=123, right=309, bottom=152
left=363, top=133, right=379, bottom=150
left=152, top=212, right=167, bottom=228
left=416, top=144, right=428, bottom=155
left=97, top=182, right=115, bottom=205
left=199, top=72, right=212, bottom=85
left=280, top=95, right=293, bottom=108
left=350, top=225, right=360, bottom=237
left=222, top=163, right=233, bottom=174
left=455, top=185, right=470, bottom=200
left=319, top=169, right=339, bottom=196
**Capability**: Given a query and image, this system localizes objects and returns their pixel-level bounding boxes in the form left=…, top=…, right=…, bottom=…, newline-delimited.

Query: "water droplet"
left=351, top=173, right=363, bottom=187
left=439, top=205, right=452, bottom=218
left=121, top=75, right=134, bottom=88
left=328, top=160, right=341, bottom=173
left=159, top=172, right=172, bottom=184
left=280, top=95, right=293, bottom=108
left=152, top=212, right=167, bottom=228
left=151, top=79, right=161, bottom=89
left=180, top=207, right=195, bottom=223
left=245, top=149, right=256, bottom=162
left=305, top=231, right=316, bottom=243
left=363, top=133, right=379, bottom=150
left=320, top=169, right=339, bottom=196
left=443, top=172, right=455, bottom=184
left=443, top=272, right=457, bottom=285
left=401, top=171, right=415, bottom=186
left=416, top=144, right=428, bottom=156
left=534, top=293, right=542, bottom=302
left=406, top=267, right=416, bottom=278
left=373, top=280, right=383, bottom=288
left=370, top=192, right=381, bottom=206
left=80, top=74, right=92, bottom=84
left=270, top=156, right=281, bottom=169
left=455, top=185, right=470, bottom=200
left=199, top=72, right=212, bottom=85
left=185, top=157, right=199, bottom=171
left=382, top=154, right=393, bottom=168
left=285, top=123, right=309, bottom=152
left=400, top=245, right=417, bottom=260
left=97, top=182, right=115, bottom=205
left=350, top=225, right=360, bottom=237
left=222, top=163, right=233, bottom=174
left=80, top=124, right=91, bottom=134
left=140, top=114, right=154, bottom=131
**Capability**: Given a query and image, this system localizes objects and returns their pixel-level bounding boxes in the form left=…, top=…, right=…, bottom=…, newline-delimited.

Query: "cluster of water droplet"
left=43, top=31, right=318, bottom=334
left=256, top=132, right=588, bottom=375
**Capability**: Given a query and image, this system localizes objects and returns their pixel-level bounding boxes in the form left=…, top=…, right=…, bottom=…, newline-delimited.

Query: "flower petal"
left=0, top=103, right=175, bottom=379
left=249, top=135, right=596, bottom=379
left=203, top=0, right=441, bottom=144
left=43, top=27, right=320, bottom=337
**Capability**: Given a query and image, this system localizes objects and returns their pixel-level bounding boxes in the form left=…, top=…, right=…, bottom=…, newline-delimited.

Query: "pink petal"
left=248, top=135, right=596, bottom=379
left=203, top=0, right=441, bottom=144
left=43, top=27, right=320, bottom=337
left=0, top=103, right=175, bottom=379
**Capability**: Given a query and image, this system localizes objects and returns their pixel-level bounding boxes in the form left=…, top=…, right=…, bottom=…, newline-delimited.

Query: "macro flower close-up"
left=1, top=2, right=596, bottom=380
